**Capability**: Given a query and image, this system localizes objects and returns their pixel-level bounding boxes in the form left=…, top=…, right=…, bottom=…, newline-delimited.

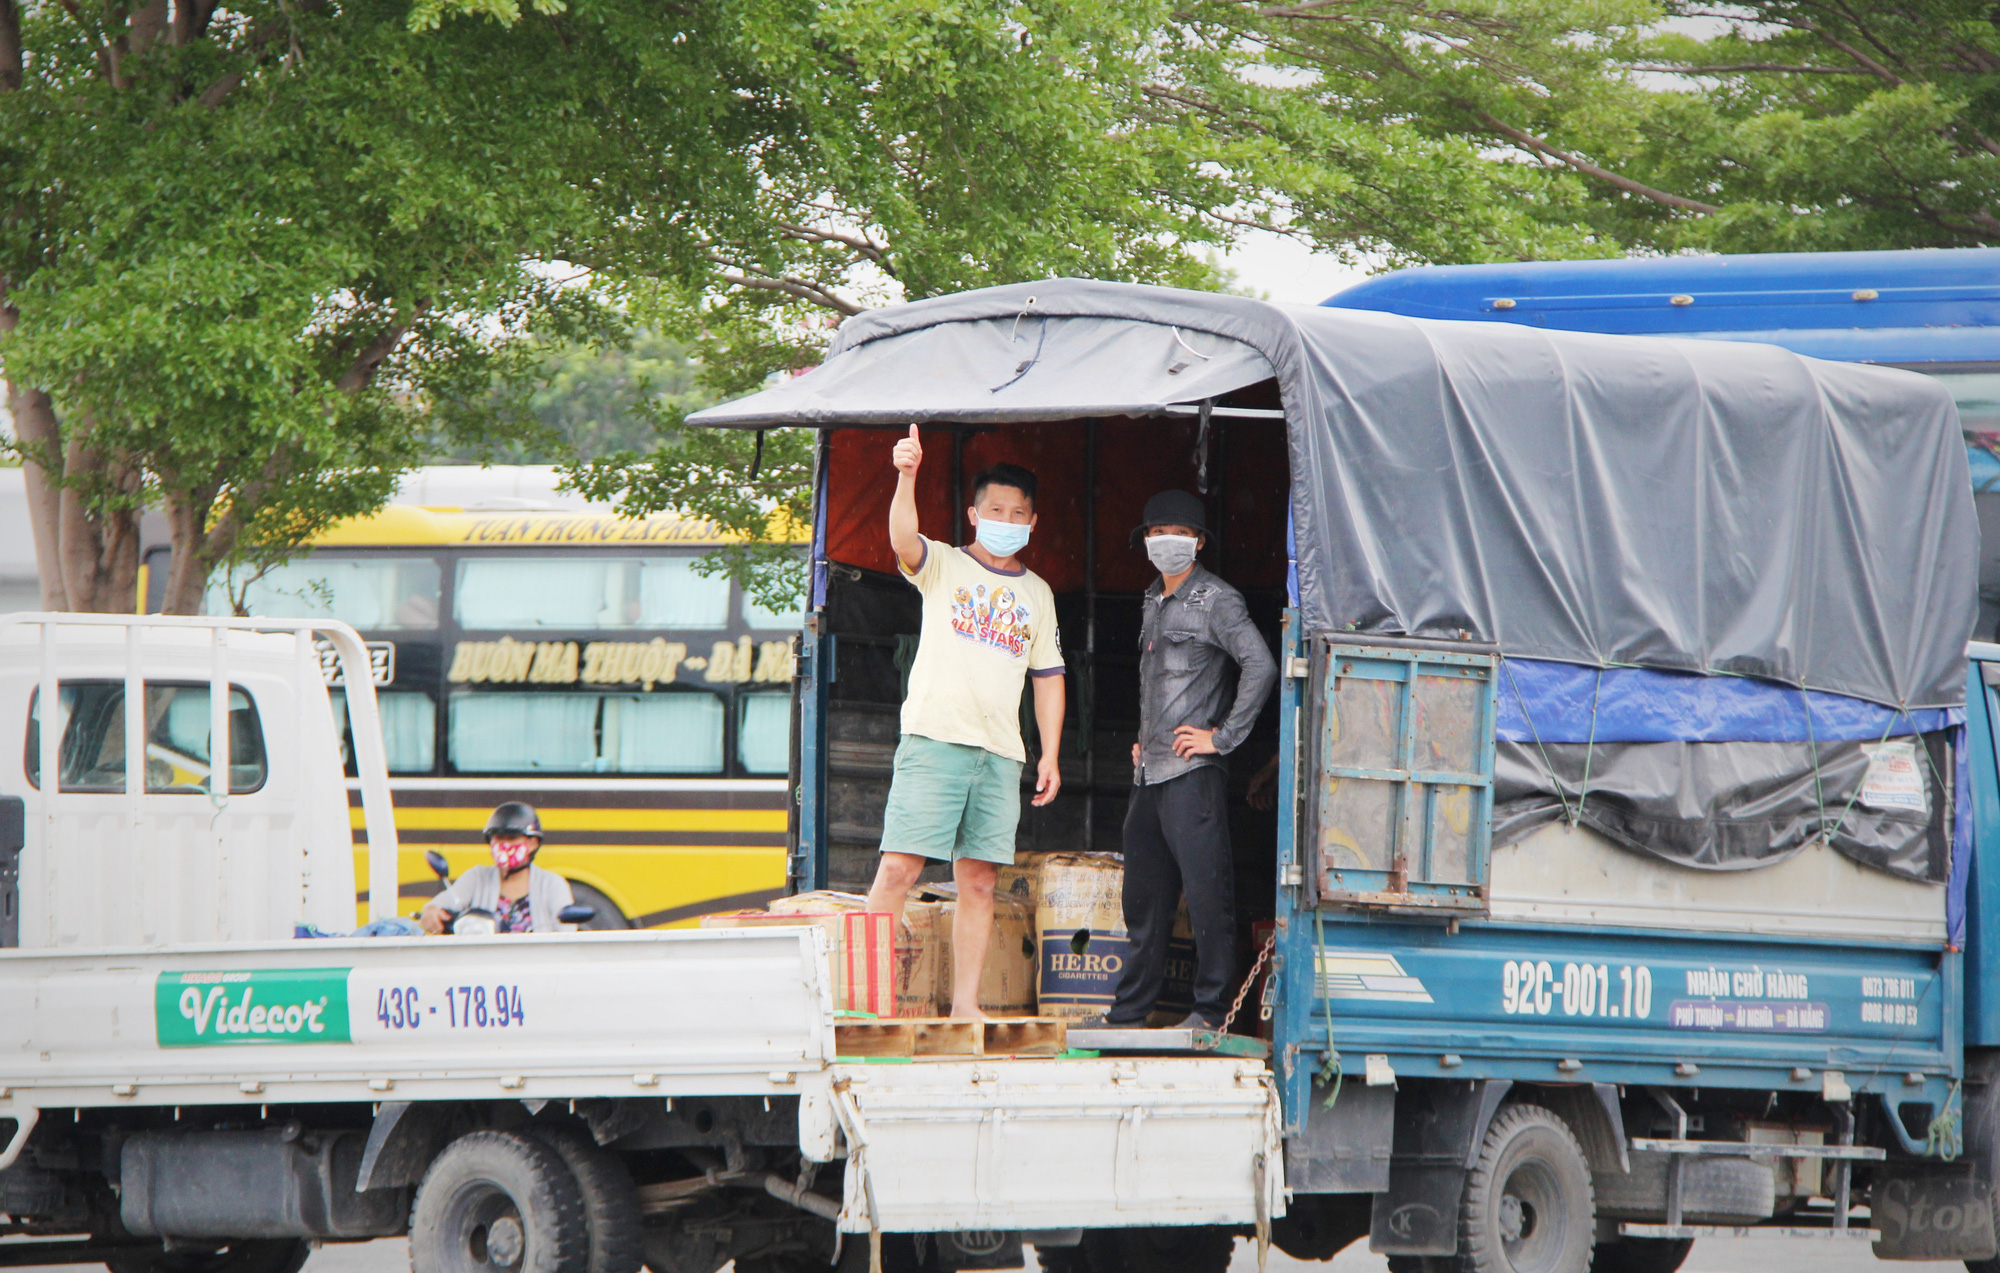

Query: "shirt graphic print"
left=899, top=535, right=1063, bottom=762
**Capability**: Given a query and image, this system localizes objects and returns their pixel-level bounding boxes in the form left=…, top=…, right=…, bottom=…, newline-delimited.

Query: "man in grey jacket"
left=1098, top=489, right=1276, bottom=1030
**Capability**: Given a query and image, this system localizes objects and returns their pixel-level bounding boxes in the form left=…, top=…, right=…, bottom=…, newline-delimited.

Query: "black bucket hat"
left=1129, top=489, right=1210, bottom=547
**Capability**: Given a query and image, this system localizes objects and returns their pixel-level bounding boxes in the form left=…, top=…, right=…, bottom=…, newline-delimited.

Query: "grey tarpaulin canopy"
left=692, top=278, right=1977, bottom=712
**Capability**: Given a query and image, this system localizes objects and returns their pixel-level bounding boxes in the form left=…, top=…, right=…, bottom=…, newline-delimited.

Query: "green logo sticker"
left=156, top=969, right=352, bottom=1047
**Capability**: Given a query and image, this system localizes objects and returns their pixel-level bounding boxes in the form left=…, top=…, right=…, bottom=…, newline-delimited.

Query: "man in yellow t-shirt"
left=863, top=425, right=1067, bottom=1019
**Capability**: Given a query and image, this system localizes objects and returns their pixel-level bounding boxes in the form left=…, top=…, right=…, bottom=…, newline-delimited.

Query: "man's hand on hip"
left=1172, top=725, right=1219, bottom=758
left=1033, top=753, right=1063, bottom=806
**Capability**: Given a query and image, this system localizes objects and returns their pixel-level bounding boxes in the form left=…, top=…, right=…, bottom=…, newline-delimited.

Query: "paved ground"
left=1, top=1231, right=1971, bottom=1273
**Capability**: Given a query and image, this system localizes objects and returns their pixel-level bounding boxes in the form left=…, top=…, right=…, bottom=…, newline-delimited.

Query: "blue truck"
left=694, top=266, right=1998, bottom=1273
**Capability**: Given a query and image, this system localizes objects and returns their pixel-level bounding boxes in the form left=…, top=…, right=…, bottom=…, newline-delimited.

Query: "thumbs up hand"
left=892, top=424, right=923, bottom=475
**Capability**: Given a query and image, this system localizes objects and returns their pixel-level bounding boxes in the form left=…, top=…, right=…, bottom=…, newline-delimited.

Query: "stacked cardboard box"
left=1029, top=851, right=1196, bottom=1024
left=769, top=891, right=944, bottom=1019
left=698, top=904, right=899, bottom=1018
left=927, top=886, right=1036, bottom=1017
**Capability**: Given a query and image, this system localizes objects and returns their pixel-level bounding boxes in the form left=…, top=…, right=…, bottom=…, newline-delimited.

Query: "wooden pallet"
left=833, top=1016, right=1067, bottom=1058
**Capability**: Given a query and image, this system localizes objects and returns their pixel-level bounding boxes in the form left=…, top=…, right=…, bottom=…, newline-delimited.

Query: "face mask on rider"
left=491, top=839, right=536, bottom=876
left=1144, top=533, right=1200, bottom=576
left=976, top=518, right=1032, bottom=558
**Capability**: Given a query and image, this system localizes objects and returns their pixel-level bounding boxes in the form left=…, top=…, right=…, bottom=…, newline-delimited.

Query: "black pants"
left=1110, top=766, right=1235, bottom=1025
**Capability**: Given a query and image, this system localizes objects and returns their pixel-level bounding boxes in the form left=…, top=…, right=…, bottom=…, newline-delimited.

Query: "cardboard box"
left=767, top=891, right=943, bottom=1018
left=699, top=907, right=896, bottom=1018
left=1033, top=852, right=1195, bottom=1024
left=929, top=887, right=1037, bottom=1017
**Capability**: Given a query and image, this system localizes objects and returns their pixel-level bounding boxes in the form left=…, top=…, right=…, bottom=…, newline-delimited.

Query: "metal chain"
left=1219, top=930, right=1278, bottom=1036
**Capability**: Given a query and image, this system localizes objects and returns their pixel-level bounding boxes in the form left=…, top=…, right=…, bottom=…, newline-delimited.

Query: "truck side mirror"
left=0, top=795, right=23, bottom=949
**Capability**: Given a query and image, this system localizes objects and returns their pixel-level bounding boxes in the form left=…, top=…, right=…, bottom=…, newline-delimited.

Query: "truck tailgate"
left=832, top=1057, right=1283, bottom=1232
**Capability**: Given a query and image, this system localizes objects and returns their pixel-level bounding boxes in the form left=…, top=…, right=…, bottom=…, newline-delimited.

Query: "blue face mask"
left=975, top=517, right=1032, bottom=558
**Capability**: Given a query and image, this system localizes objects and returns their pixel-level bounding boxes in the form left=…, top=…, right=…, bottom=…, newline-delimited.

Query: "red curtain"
left=824, top=418, right=1289, bottom=594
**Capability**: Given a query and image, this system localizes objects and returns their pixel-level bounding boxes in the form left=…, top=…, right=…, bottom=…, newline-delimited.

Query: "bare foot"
left=949, top=1005, right=989, bottom=1021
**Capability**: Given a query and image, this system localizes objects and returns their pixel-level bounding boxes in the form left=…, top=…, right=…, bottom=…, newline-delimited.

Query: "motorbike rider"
left=419, top=802, right=580, bottom=934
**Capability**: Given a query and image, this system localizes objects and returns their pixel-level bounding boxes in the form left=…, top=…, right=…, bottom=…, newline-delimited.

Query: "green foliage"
left=1248, top=0, right=2000, bottom=255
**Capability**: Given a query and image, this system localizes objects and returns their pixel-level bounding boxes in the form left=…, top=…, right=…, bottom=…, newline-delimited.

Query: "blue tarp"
left=1498, top=658, right=1963, bottom=744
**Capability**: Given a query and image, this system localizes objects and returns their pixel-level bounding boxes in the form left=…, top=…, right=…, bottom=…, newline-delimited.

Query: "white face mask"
left=976, top=518, right=1033, bottom=557
left=1145, top=534, right=1200, bottom=576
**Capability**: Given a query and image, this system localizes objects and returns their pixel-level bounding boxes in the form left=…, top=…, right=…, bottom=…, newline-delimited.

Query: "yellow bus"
left=210, top=503, right=800, bottom=928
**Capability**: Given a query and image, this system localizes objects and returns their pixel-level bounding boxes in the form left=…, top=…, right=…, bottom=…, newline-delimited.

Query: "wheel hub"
left=483, top=1218, right=525, bottom=1267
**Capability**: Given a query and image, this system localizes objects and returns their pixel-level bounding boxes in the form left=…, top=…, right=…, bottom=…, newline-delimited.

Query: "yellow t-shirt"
left=898, top=535, right=1064, bottom=762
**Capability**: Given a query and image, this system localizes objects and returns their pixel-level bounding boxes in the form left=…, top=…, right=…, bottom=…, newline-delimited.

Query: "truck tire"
left=521, top=1124, right=642, bottom=1273
left=1591, top=1235, right=1693, bottom=1273
left=412, top=1131, right=590, bottom=1273
left=108, top=1239, right=310, bottom=1273
left=1077, top=1226, right=1233, bottom=1273
left=1457, top=1104, right=1595, bottom=1273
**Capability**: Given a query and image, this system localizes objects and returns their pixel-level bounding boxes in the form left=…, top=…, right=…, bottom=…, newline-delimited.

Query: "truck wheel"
left=522, top=1124, right=643, bottom=1273
left=1591, top=1235, right=1693, bottom=1273
left=1458, top=1105, right=1595, bottom=1273
left=412, top=1131, right=590, bottom=1273
left=108, top=1240, right=310, bottom=1273
left=1079, top=1226, right=1233, bottom=1273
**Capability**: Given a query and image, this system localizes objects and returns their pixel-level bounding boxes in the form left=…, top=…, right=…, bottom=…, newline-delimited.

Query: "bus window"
left=448, top=690, right=726, bottom=773
left=1937, top=372, right=2000, bottom=432
left=212, top=557, right=441, bottom=630
left=455, top=557, right=730, bottom=630
left=738, top=691, right=790, bottom=773
left=743, top=590, right=806, bottom=630
left=331, top=689, right=438, bottom=774
left=26, top=682, right=267, bottom=793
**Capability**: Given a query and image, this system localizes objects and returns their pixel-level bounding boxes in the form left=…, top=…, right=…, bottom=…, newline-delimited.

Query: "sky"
left=1213, top=227, right=1382, bottom=305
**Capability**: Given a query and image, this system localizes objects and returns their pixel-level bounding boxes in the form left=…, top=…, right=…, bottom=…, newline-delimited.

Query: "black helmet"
left=484, top=802, right=544, bottom=841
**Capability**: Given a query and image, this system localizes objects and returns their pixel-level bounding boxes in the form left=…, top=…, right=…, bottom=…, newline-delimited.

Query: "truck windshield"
left=24, top=681, right=268, bottom=794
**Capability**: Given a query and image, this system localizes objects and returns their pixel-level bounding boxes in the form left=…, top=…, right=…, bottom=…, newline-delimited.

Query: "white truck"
left=0, top=614, right=1281, bottom=1273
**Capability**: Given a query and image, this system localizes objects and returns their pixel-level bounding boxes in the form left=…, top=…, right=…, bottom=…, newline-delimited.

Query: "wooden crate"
left=982, top=1017, right=1066, bottom=1056
left=833, top=1016, right=1066, bottom=1058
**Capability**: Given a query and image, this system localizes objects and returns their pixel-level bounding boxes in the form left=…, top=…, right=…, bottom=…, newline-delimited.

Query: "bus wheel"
left=565, top=883, right=630, bottom=930
left=1458, top=1105, right=1595, bottom=1273
left=108, top=1240, right=309, bottom=1273
left=412, top=1131, right=589, bottom=1273
left=522, top=1123, right=642, bottom=1273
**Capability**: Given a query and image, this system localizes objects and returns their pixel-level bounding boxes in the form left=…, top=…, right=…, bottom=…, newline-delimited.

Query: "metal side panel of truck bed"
left=0, top=928, right=833, bottom=1111
left=830, top=1057, right=1284, bottom=1233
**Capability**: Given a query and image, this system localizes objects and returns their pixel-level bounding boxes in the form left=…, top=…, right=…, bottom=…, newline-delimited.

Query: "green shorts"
left=879, top=734, right=1023, bottom=865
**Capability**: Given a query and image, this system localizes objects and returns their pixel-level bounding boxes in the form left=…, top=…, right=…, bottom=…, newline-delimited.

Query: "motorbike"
left=420, top=849, right=596, bottom=934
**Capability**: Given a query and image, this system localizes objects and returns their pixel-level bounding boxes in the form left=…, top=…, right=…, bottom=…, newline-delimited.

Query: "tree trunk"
left=158, top=490, right=220, bottom=616
left=53, top=424, right=143, bottom=613
left=8, top=379, right=73, bottom=611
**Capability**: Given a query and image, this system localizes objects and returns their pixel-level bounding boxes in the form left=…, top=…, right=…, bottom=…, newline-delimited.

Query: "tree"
left=8, top=0, right=1340, bottom=615
left=1242, top=0, right=2000, bottom=256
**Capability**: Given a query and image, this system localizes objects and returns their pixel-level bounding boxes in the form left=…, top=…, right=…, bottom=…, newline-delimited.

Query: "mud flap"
left=1872, top=1167, right=1997, bottom=1260
left=1286, top=1083, right=1393, bottom=1193
left=1368, top=1079, right=1511, bottom=1257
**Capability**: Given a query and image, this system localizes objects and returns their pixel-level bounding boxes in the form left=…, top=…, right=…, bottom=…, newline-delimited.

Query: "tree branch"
left=774, top=222, right=893, bottom=270
left=701, top=253, right=863, bottom=315
left=1475, top=111, right=1722, bottom=212
left=334, top=303, right=427, bottom=393
left=1625, top=62, right=1872, bottom=74
left=0, top=0, right=21, bottom=92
